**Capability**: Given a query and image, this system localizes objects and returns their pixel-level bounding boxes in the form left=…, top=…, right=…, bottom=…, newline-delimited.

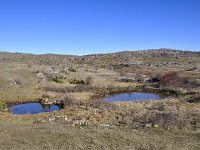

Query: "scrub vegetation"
left=0, top=49, right=200, bottom=149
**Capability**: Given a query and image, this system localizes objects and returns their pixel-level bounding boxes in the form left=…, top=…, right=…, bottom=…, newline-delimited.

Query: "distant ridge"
left=0, top=48, right=199, bottom=58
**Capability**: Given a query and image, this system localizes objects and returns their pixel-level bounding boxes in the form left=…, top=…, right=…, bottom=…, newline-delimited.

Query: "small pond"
left=11, top=103, right=61, bottom=115
left=104, top=92, right=162, bottom=102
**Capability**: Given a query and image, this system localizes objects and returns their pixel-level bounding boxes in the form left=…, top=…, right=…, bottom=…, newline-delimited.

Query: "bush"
left=68, top=67, right=76, bottom=72
left=159, top=72, right=184, bottom=87
left=120, top=78, right=135, bottom=83
left=150, top=102, right=164, bottom=111
left=85, top=76, right=92, bottom=85
left=184, top=94, right=200, bottom=103
left=62, top=95, right=80, bottom=106
left=43, top=87, right=66, bottom=93
left=148, top=74, right=161, bottom=83
left=142, top=112, right=189, bottom=129
left=43, top=85, right=92, bottom=93
left=0, top=102, right=7, bottom=112
left=87, top=99, right=115, bottom=110
left=70, top=79, right=85, bottom=85
left=42, top=94, right=50, bottom=98
left=53, top=76, right=64, bottom=84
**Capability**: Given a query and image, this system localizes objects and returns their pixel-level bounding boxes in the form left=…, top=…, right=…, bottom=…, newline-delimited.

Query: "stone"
left=48, top=117, right=56, bottom=122
left=97, top=124, right=110, bottom=128
left=73, top=120, right=88, bottom=126
left=145, top=124, right=152, bottom=128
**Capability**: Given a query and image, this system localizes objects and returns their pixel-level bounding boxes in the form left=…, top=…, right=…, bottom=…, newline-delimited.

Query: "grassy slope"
left=0, top=49, right=200, bottom=149
left=0, top=120, right=200, bottom=150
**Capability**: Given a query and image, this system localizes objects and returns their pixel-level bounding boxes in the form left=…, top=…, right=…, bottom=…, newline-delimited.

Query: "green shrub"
left=0, top=102, right=7, bottom=112
left=53, top=76, right=64, bottom=84
left=42, top=94, right=50, bottom=98
left=70, top=79, right=85, bottom=84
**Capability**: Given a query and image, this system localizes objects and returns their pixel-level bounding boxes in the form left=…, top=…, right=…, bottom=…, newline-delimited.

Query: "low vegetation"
left=184, top=94, right=200, bottom=103
left=0, top=101, right=7, bottom=112
left=52, top=76, right=64, bottom=84
left=0, top=49, right=200, bottom=149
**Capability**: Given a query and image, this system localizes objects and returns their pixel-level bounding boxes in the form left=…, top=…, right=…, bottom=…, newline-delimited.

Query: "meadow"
left=0, top=49, right=200, bottom=150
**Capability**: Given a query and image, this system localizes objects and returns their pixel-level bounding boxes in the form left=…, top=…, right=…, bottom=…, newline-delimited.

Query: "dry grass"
left=0, top=50, right=200, bottom=149
left=112, top=98, right=200, bottom=130
left=0, top=120, right=199, bottom=150
left=69, top=92, right=96, bottom=102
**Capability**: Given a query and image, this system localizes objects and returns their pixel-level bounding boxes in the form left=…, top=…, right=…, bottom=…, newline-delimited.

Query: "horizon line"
left=0, top=48, right=200, bottom=56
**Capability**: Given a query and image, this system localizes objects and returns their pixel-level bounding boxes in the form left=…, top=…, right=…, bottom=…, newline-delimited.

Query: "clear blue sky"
left=0, top=0, right=199, bottom=55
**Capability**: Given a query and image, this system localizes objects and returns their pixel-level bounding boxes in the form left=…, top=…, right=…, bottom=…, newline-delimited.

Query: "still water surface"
left=11, top=103, right=60, bottom=115
left=104, top=92, right=162, bottom=102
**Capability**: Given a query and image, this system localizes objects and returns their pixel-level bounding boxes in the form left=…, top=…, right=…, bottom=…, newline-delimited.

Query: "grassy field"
left=0, top=49, right=200, bottom=149
left=0, top=120, right=200, bottom=150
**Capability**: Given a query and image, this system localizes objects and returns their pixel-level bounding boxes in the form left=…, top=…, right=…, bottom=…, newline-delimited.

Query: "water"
left=104, top=92, right=162, bottom=102
left=11, top=103, right=60, bottom=115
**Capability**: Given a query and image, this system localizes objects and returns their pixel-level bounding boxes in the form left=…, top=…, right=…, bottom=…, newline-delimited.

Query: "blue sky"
left=0, top=0, right=199, bottom=55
